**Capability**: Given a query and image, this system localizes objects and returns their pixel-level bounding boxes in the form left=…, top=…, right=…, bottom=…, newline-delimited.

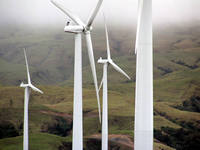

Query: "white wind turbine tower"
left=134, top=0, right=153, bottom=149
left=20, top=48, right=43, bottom=150
left=98, top=18, right=131, bottom=150
left=50, top=0, right=103, bottom=150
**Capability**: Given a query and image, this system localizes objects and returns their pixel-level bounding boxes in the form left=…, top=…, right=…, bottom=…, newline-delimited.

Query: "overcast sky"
left=0, top=0, right=200, bottom=27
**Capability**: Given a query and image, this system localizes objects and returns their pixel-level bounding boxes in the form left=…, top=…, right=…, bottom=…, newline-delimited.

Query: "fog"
left=0, top=0, right=200, bottom=27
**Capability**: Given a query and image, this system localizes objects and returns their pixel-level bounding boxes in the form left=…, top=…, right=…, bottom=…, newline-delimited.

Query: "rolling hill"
left=0, top=22, right=200, bottom=149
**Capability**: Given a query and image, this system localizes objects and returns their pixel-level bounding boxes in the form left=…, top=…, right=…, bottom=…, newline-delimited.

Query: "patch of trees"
left=85, top=137, right=133, bottom=150
left=154, top=127, right=200, bottom=150
left=0, top=121, right=19, bottom=139
left=41, top=116, right=72, bottom=137
left=58, top=142, right=72, bottom=150
left=85, top=138, right=101, bottom=150
left=175, top=96, right=200, bottom=113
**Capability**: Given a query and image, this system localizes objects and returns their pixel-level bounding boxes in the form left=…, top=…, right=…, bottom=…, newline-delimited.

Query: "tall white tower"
left=134, top=0, right=153, bottom=149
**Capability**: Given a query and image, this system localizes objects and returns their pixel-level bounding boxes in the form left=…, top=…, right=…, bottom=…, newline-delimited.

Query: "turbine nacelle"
left=64, top=25, right=84, bottom=33
left=20, top=82, right=29, bottom=88
left=64, top=24, right=93, bottom=34
left=98, top=57, right=109, bottom=64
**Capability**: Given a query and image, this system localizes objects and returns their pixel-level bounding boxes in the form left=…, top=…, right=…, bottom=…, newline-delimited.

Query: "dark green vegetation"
left=0, top=121, right=19, bottom=139
left=41, top=116, right=72, bottom=137
left=175, top=96, right=200, bottom=113
left=155, top=127, right=200, bottom=150
left=0, top=22, right=200, bottom=149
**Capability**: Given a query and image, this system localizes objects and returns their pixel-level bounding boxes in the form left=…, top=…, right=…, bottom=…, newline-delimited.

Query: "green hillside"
left=0, top=23, right=200, bottom=149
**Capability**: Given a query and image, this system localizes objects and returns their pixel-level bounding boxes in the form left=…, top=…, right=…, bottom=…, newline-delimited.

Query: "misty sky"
left=0, top=0, right=200, bottom=27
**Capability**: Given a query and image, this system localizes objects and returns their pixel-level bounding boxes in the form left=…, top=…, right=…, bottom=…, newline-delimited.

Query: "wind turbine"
left=98, top=19, right=131, bottom=150
left=134, top=0, right=153, bottom=149
left=20, top=48, right=43, bottom=150
left=50, top=0, right=103, bottom=149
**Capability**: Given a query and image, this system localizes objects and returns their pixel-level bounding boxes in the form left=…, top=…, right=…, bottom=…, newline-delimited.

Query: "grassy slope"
left=0, top=79, right=198, bottom=149
left=0, top=133, right=175, bottom=150
left=0, top=133, right=68, bottom=150
left=0, top=23, right=200, bottom=149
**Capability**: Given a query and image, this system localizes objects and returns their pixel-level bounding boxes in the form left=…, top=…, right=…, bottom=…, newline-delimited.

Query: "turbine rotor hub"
left=84, top=26, right=93, bottom=33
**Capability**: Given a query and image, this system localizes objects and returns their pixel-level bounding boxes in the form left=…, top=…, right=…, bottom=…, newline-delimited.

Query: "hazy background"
left=0, top=1, right=200, bottom=150
left=0, top=0, right=200, bottom=86
left=0, top=0, right=200, bottom=27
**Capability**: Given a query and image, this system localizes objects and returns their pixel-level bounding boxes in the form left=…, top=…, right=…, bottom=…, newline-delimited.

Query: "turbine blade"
left=85, top=32, right=101, bottom=123
left=29, top=84, right=43, bottom=94
left=103, top=14, right=111, bottom=60
left=51, top=0, right=85, bottom=26
left=98, top=75, right=103, bottom=92
left=24, top=48, right=31, bottom=84
left=135, top=0, right=144, bottom=54
left=109, top=60, right=131, bottom=80
left=86, top=0, right=103, bottom=28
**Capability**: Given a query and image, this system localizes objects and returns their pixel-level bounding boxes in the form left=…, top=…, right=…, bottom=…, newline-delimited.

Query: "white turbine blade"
left=51, top=0, right=85, bottom=26
left=29, top=84, right=43, bottom=94
left=103, top=15, right=111, bottom=60
left=135, top=0, right=144, bottom=54
left=109, top=60, right=131, bottom=80
left=24, top=48, right=31, bottom=84
left=85, top=32, right=101, bottom=123
left=98, top=75, right=103, bottom=92
left=86, top=0, right=103, bottom=28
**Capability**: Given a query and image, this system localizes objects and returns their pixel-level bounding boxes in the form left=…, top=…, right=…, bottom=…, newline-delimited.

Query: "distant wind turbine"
left=134, top=0, right=153, bottom=149
left=98, top=17, right=131, bottom=150
left=20, top=48, right=43, bottom=150
left=50, top=0, right=103, bottom=150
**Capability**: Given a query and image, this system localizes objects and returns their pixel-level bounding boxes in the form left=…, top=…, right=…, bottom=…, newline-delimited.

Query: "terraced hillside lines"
left=154, top=115, right=181, bottom=130
left=154, top=68, right=200, bottom=102
left=155, top=102, right=200, bottom=128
